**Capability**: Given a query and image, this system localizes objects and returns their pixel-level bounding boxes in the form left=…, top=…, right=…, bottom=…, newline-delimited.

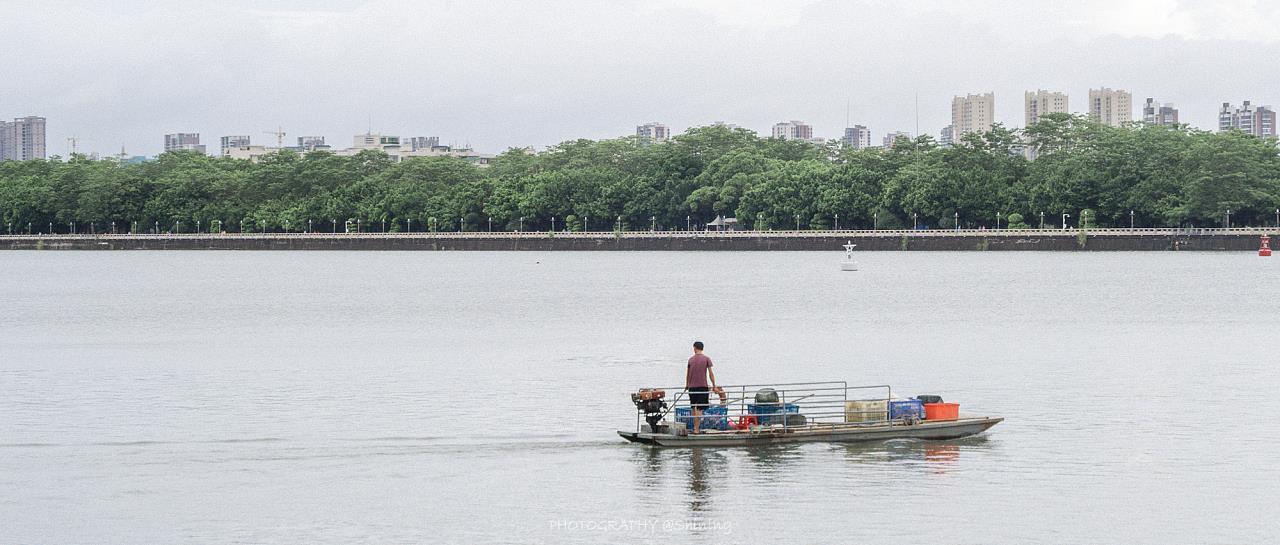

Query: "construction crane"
left=67, top=136, right=92, bottom=156
left=263, top=127, right=286, bottom=147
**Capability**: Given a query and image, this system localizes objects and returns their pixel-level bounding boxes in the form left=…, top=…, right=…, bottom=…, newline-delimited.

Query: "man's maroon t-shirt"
left=686, top=354, right=713, bottom=388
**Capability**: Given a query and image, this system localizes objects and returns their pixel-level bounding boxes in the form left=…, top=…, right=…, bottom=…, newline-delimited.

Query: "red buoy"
left=1261, top=235, right=1273, bottom=257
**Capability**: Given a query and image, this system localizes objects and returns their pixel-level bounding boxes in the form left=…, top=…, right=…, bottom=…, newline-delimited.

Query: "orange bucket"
left=924, top=403, right=959, bottom=421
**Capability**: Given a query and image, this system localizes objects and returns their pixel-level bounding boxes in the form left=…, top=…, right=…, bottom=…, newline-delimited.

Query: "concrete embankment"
left=1, top=229, right=1272, bottom=251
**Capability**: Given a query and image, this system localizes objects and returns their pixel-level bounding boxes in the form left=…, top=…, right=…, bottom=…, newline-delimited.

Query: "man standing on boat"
left=686, top=341, right=717, bottom=434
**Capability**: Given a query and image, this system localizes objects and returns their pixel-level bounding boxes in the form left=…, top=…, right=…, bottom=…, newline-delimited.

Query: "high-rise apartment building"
left=409, top=136, right=439, bottom=151
left=0, top=116, right=47, bottom=161
left=1219, top=101, right=1276, bottom=137
left=882, top=131, right=911, bottom=148
left=297, top=136, right=327, bottom=150
left=771, top=120, right=814, bottom=141
left=1088, top=88, right=1132, bottom=127
left=220, top=135, right=251, bottom=156
left=841, top=125, right=872, bottom=149
left=1142, top=98, right=1179, bottom=126
left=636, top=122, right=670, bottom=142
left=164, top=133, right=206, bottom=154
left=1025, top=90, right=1068, bottom=126
left=939, top=125, right=954, bottom=147
left=951, top=93, right=995, bottom=137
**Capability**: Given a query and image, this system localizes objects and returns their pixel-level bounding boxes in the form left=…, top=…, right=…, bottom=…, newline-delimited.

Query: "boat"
left=620, top=381, right=1001, bottom=447
left=840, top=241, right=858, bottom=271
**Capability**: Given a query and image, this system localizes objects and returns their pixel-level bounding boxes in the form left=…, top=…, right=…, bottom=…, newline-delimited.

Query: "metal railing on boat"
left=633, top=381, right=902, bottom=434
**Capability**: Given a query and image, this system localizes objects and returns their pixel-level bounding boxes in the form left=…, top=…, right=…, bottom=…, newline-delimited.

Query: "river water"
left=1, top=251, right=1276, bottom=544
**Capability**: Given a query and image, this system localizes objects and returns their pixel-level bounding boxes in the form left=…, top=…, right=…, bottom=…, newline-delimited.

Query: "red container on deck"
left=924, top=403, right=959, bottom=421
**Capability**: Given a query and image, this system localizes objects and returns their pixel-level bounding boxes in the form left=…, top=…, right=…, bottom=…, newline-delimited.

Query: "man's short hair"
left=693, top=341, right=704, bottom=350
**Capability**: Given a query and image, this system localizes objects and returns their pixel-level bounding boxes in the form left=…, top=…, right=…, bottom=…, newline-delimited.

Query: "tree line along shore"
left=2, top=114, right=1279, bottom=235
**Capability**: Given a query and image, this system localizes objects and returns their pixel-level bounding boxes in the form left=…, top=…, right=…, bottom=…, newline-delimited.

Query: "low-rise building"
left=841, top=125, right=872, bottom=149
left=636, top=122, right=669, bottom=143
left=226, top=135, right=494, bottom=166
left=882, top=131, right=911, bottom=148
left=164, top=133, right=206, bottom=154
left=220, top=135, right=251, bottom=156
left=297, top=136, right=327, bottom=151
left=772, top=120, right=814, bottom=141
left=1142, top=98, right=1179, bottom=126
left=409, top=136, right=439, bottom=151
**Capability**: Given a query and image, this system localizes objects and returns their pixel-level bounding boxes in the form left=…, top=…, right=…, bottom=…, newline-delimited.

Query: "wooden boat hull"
left=618, top=416, right=1002, bottom=447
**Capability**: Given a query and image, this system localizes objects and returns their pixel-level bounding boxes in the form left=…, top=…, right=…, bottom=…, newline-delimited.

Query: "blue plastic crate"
left=675, top=405, right=729, bottom=430
left=888, top=399, right=925, bottom=420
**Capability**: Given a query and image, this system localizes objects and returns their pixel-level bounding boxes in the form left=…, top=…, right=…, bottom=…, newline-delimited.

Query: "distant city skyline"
left=6, top=2, right=1280, bottom=158
left=8, top=88, right=1280, bottom=162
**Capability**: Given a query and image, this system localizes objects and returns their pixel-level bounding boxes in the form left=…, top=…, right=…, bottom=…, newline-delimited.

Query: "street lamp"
left=912, top=213, right=918, bottom=230
left=1080, top=210, right=1088, bottom=230
left=1039, top=211, right=1045, bottom=230
left=1276, top=208, right=1279, bottom=229
left=996, top=212, right=1002, bottom=230
left=551, top=216, right=556, bottom=232
left=459, top=216, right=464, bottom=232
left=616, top=215, right=622, bottom=232
left=488, top=216, right=492, bottom=232
left=196, top=220, right=201, bottom=234
left=156, top=221, right=160, bottom=234
left=687, top=215, right=691, bottom=231
left=651, top=216, right=656, bottom=231
left=955, top=211, right=960, bottom=231
left=584, top=215, right=588, bottom=232
left=308, top=219, right=312, bottom=233
left=1061, top=213, right=1070, bottom=230
left=519, top=216, right=524, bottom=232
left=873, top=212, right=877, bottom=231
left=1225, top=209, right=1232, bottom=229
left=1129, top=210, right=1134, bottom=230
left=332, top=219, right=337, bottom=234
left=834, top=213, right=839, bottom=231
left=795, top=214, right=800, bottom=231
left=382, top=219, right=386, bottom=233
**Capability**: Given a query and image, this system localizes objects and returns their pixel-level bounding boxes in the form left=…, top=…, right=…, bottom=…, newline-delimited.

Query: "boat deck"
left=619, top=416, right=1002, bottom=447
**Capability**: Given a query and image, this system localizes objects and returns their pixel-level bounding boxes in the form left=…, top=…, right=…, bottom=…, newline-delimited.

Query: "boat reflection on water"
left=838, top=435, right=993, bottom=473
left=630, top=447, right=731, bottom=514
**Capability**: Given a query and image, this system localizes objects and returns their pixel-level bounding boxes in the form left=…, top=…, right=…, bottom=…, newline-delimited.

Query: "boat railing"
left=634, top=381, right=899, bottom=433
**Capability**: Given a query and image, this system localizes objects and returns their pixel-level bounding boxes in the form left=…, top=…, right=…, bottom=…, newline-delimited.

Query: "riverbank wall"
left=2, top=229, right=1272, bottom=251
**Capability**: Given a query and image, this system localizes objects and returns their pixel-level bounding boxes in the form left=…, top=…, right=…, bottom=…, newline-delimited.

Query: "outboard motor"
left=631, top=389, right=667, bottom=433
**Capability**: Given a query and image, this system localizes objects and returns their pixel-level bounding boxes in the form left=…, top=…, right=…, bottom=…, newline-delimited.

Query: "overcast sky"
left=4, top=0, right=1280, bottom=157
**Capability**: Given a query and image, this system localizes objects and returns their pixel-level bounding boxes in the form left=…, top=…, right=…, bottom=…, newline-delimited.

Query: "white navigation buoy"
left=840, top=241, right=858, bottom=271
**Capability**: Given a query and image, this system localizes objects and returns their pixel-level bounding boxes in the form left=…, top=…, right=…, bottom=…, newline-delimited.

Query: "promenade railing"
left=2, top=226, right=1276, bottom=239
